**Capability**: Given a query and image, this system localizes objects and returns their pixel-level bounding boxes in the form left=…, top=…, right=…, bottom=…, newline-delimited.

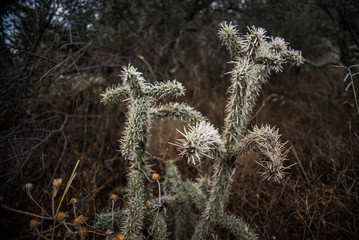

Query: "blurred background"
left=1, top=0, right=358, bottom=239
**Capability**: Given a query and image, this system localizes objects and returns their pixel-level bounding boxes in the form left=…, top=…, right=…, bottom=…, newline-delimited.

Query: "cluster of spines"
left=122, top=170, right=146, bottom=238
left=171, top=121, right=224, bottom=165
left=233, top=125, right=291, bottom=182
left=219, top=22, right=303, bottom=68
left=220, top=22, right=303, bottom=149
left=145, top=80, right=185, bottom=99
left=95, top=209, right=125, bottom=230
left=150, top=102, right=207, bottom=125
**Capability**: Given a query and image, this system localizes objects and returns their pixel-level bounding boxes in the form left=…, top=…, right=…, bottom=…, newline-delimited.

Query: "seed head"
left=24, top=183, right=33, bottom=190
left=73, top=215, right=83, bottom=225
left=52, top=178, right=62, bottom=188
left=70, top=198, right=78, bottom=204
left=152, top=173, right=159, bottom=181
left=116, top=233, right=124, bottom=240
left=110, top=193, right=119, bottom=201
left=29, top=219, right=39, bottom=229
left=56, top=211, right=66, bottom=221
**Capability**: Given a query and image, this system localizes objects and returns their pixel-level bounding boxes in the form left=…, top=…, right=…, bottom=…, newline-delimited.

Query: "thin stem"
left=52, top=195, right=55, bottom=218
left=62, top=221, right=76, bottom=238
left=148, top=179, right=163, bottom=239
left=111, top=200, right=115, bottom=229
left=0, top=203, right=53, bottom=220
left=349, top=71, right=359, bottom=116
left=35, top=228, right=51, bottom=240
left=72, top=204, right=77, bottom=218
left=26, top=189, right=50, bottom=217
left=157, top=179, right=161, bottom=203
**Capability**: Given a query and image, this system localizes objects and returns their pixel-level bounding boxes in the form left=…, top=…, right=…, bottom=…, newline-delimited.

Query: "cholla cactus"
left=101, top=65, right=205, bottom=238
left=101, top=22, right=303, bottom=240
left=176, top=22, right=303, bottom=240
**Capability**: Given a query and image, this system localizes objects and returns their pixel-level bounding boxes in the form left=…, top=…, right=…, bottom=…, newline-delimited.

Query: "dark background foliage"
left=0, top=0, right=358, bottom=239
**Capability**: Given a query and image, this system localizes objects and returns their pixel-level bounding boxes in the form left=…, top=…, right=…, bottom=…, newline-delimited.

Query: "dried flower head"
left=56, top=211, right=66, bottom=221
left=116, top=233, right=124, bottom=240
left=70, top=198, right=78, bottom=204
left=171, top=121, right=223, bottom=165
left=29, top=219, right=39, bottom=229
left=151, top=173, right=159, bottom=181
left=52, top=178, right=62, bottom=188
left=24, top=183, right=33, bottom=190
left=110, top=193, right=119, bottom=201
left=73, top=215, right=83, bottom=225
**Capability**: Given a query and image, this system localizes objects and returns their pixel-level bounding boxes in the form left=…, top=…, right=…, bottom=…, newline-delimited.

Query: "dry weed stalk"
left=0, top=160, right=105, bottom=240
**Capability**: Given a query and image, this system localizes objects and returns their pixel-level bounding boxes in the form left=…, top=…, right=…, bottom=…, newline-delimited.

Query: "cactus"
left=100, top=22, right=303, bottom=239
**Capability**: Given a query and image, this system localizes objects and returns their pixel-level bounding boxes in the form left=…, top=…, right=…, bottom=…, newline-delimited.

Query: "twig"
left=0, top=203, right=53, bottom=220
left=333, top=64, right=359, bottom=116
left=34, top=228, right=51, bottom=240
left=137, top=55, right=157, bottom=82
left=16, top=224, right=62, bottom=240
left=26, top=188, right=50, bottom=217
left=61, top=221, right=76, bottom=238
left=38, top=41, right=92, bottom=83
